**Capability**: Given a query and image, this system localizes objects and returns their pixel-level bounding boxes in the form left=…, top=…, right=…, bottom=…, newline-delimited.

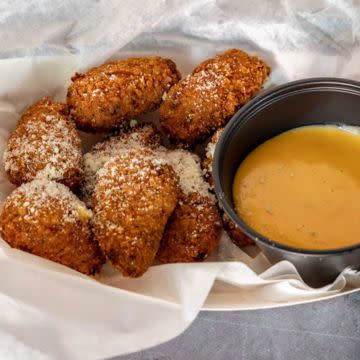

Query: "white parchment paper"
left=0, top=1, right=360, bottom=359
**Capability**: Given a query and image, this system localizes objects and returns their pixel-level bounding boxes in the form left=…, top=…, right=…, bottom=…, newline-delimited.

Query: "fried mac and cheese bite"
left=92, top=149, right=179, bottom=277
left=157, top=149, right=222, bottom=263
left=160, top=49, right=270, bottom=145
left=0, top=180, right=104, bottom=274
left=81, top=125, right=162, bottom=207
left=3, top=98, right=83, bottom=190
left=67, top=57, right=181, bottom=132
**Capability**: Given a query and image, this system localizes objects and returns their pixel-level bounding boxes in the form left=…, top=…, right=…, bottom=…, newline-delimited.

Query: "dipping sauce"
left=233, top=125, right=360, bottom=250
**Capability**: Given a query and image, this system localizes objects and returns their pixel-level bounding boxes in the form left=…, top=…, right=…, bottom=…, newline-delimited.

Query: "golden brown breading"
left=160, top=71, right=236, bottom=145
left=155, top=149, right=221, bottom=263
left=92, top=149, right=179, bottom=277
left=67, top=57, right=181, bottom=132
left=3, top=97, right=83, bottom=190
left=157, top=192, right=222, bottom=263
left=0, top=180, right=105, bottom=274
left=193, top=49, right=270, bottom=105
left=161, top=148, right=212, bottom=198
left=19, top=97, right=68, bottom=124
left=160, top=49, right=270, bottom=145
left=202, top=128, right=255, bottom=246
left=203, top=127, right=224, bottom=187
left=222, top=213, right=255, bottom=247
left=81, top=124, right=162, bottom=207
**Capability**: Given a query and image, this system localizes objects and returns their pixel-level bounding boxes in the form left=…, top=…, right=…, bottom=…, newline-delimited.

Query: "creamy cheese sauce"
left=233, top=125, right=360, bottom=250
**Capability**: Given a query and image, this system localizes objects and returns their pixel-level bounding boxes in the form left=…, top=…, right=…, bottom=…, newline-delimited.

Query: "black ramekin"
left=213, top=78, right=360, bottom=287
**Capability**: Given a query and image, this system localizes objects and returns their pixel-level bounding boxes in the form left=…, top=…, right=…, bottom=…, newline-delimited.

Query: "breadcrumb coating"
left=157, top=192, right=222, bottom=263
left=160, top=49, right=270, bottom=145
left=156, top=149, right=221, bottom=263
left=203, top=127, right=224, bottom=187
left=0, top=180, right=105, bottom=274
left=193, top=49, right=270, bottom=105
left=160, top=70, right=236, bottom=144
left=223, top=213, right=255, bottom=247
left=81, top=125, right=162, bottom=207
left=3, top=97, right=83, bottom=190
left=92, top=149, right=179, bottom=277
left=87, top=139, right=221, bottom=264
left=202, top=128, right=255, bottom=247
left=67, top=57, right=181, bottom=132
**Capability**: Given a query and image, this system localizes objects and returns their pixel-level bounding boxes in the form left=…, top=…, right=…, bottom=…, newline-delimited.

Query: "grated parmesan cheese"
left=157, top=149, right=213, bottom=200
left=81, top=126, right=213, bottom=207
left=81, top=125, right=161, bottom=206
left=3, top=112, right=82, bottom=185
left=5, top=179, right=92, bottom=225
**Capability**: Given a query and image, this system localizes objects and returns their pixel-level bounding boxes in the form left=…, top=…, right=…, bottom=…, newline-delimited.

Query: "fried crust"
left=222, top=214, right=255, bottom=247
left=0, top=180, right=105, bottom=274
left=193, top=49, right=270, bottom=105
left=81, top=124, right=162, bottom=207
left=160, top=49, right=270, bottom=145
left=67, top=57, right=181, bottom=132
left=19, top=97, right=68, bottom=124
left=157, top=192, right=222, bottom=263
left=202, top=128, right=255, bottom=247
left=202, top=127, right=224, bottom=187
left=92, top=149, right=179, bottom=277
left=3, top=97, right=83, bottom=190
left=160, top=71, right=236, bottom=144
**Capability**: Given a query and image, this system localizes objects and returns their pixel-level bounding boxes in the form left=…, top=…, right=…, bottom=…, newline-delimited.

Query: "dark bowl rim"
left=213, top=76, right=360, bottom=256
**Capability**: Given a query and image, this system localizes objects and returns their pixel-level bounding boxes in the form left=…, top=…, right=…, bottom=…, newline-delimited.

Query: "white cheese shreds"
left=158, top=149, right=213, bottom=200
left=81, top=125, right=161, bottom=206
left=3, top=113, right=82, bottom=184
left=4, top=179, right=92, bottom=225
left=206, top=142, right=216, bottom=161
left=81, top=125, right=213, bottom=207
left=204, top=127, right=224, bottom=178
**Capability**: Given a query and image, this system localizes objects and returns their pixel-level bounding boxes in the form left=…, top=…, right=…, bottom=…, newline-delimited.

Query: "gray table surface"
left=112, top=291, right=360, bottom=360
